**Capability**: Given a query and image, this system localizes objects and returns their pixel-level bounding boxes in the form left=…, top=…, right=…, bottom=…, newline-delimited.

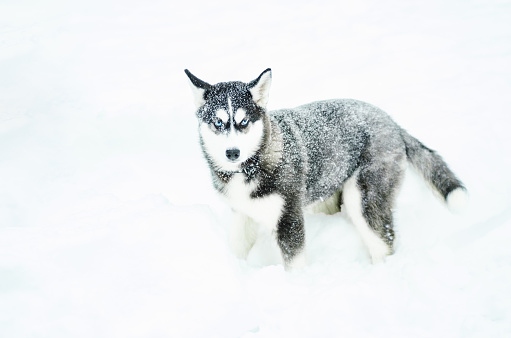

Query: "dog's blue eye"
left=214, top=120, right=224, bottom=129
left=240, top=119, right=249, bottom=127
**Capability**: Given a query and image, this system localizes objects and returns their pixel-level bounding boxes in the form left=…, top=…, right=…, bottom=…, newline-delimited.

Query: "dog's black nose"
left=226, top=148, right=240, bottom=161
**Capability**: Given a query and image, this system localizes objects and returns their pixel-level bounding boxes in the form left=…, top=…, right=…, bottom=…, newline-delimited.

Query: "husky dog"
left=185, top=68, right=467, bottom=270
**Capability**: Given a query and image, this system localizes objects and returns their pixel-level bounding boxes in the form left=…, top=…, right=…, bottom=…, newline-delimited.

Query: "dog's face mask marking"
left=185, top=69, right=272, bottom=171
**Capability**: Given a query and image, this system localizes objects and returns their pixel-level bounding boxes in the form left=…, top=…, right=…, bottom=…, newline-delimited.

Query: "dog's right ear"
left=184, top=69, right=211, bottom=109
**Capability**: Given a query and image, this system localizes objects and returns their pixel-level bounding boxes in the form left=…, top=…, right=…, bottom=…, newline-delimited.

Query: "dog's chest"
left=222, top=174, right=284, bottom=230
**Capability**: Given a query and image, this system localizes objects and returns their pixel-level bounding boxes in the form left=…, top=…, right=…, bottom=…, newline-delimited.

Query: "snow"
left=1, top=0, right=511, bottom=337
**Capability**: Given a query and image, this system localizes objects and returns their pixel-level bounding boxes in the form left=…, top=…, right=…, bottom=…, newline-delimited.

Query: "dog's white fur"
left=447, top=187, right=469, bottom=213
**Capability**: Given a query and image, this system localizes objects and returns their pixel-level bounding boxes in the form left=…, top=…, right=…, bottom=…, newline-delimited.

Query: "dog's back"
left=270, top=99, right=404, bottom=206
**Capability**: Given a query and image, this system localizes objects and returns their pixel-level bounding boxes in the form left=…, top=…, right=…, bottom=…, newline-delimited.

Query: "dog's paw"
left=368, top=239, right=392, bottom=264
left=285, top=251, right=307, bottom=271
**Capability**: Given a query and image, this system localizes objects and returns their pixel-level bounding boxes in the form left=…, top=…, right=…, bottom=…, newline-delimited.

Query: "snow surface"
left=1, top=0, right=511, bottom=337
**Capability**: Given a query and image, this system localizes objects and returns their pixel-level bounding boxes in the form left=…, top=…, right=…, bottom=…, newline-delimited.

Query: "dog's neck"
left=260, top=119, right=283, bottom=170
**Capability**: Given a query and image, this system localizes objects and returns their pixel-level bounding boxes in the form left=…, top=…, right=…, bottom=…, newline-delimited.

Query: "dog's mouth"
left=216, top=153, right=259, bottom=174
left=216, top=158, right=243, bottom=172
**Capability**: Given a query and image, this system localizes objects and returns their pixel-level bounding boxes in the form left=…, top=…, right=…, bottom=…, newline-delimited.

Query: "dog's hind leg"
left=229, top=211, right=257, bottom=260
left=343, top=156, right=405, bottom=263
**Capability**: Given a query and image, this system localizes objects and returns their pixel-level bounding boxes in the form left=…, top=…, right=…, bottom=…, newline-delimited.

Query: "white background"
left=1, top=0, right=510, bottom=337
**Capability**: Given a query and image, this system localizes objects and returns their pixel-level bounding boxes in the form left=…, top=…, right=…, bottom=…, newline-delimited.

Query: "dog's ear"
left=248, top=68, right=272, bottom=109
left=184, top=69, right=211, bottom=109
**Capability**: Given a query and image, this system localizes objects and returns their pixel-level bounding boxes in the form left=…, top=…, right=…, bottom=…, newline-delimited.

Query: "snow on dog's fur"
left=185, top=69, right=467, bottom=269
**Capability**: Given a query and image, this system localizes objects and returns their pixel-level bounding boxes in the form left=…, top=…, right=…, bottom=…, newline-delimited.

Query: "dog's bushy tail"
left=401, top=129, right=467, bottom=212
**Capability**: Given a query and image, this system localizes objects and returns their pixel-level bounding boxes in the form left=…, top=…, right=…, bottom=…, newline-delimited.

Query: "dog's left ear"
left=184, top=69, right=212, bottom=109
left=248, top=68, right=272, bottom=109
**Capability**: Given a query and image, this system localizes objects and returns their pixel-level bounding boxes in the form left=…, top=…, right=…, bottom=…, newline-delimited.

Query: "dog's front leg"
left=229, top=210, right=257, bottom=259
left=276, top=204, right=307, bottom=270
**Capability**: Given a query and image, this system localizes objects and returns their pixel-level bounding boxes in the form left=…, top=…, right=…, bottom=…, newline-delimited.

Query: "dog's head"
left=185, top=69, right=272, bottom=172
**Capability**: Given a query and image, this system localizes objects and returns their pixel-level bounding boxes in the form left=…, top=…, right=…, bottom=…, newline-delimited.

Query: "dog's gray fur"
left=185, top=68, right=466, bottom=269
